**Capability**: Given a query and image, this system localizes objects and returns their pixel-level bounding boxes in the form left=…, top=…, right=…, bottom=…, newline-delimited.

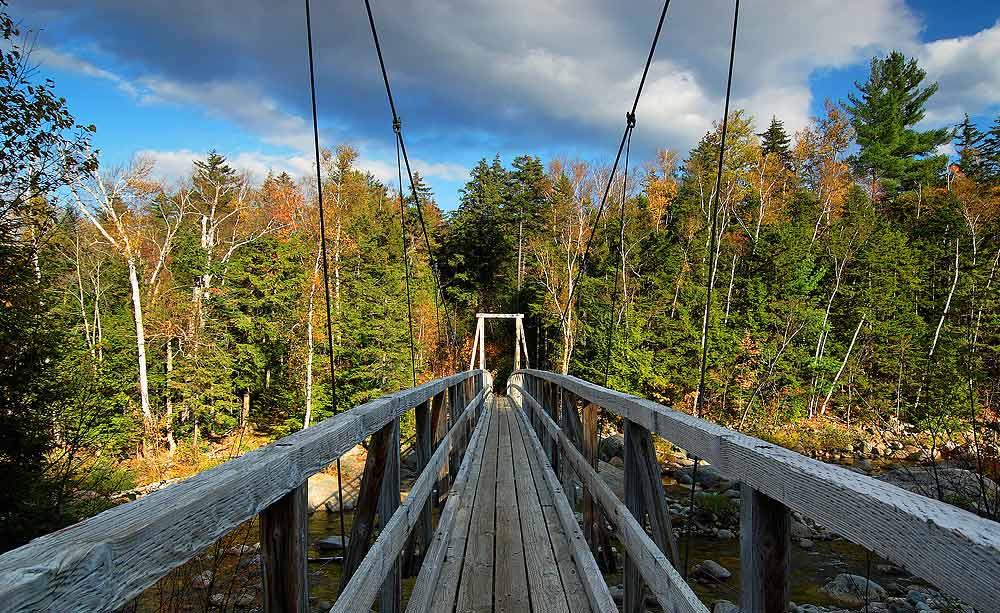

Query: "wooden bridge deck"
left=425, top=396, right=597, bottom=613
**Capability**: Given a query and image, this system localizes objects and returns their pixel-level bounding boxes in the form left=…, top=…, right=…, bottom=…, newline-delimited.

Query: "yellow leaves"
left=645, top=148, right=679, bottom=224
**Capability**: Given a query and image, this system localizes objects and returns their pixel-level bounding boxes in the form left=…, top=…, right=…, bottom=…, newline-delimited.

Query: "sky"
left=11, top=0, right=1000, bottom=210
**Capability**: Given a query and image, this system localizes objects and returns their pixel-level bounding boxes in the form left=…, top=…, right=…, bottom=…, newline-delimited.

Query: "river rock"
left=192, top=570, right=214, bottom=589
left=692, top=559, right=731, bottom=583
left=599, top=434, right=625, bottom=460
left=307, top=472, right=341, bottom=512
left=713, top=600, right=740, bottom=613
left=877, top=466, right=998, bottom=511
left=821, top=573, right=887, bottom=608
left=798, top=538, right=815, bottom=549
left=315, top=535, right=348, bottom=551
left=791, top=519, right=812, bottom=539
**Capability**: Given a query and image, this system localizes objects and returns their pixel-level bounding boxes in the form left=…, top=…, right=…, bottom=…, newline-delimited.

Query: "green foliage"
left=845, top=51, right=950, bottom=198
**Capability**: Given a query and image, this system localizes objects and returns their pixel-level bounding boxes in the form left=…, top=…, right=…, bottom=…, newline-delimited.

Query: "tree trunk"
left=165, top=339, right=176, bottom=454
left=127, top=256, right=154, bottom=451
left=241, top=389, right=251, bottom=429
left=821, top=315, right=866, bottom=415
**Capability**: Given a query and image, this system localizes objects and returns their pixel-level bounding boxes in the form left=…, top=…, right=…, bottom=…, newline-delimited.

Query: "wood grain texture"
left=515, top=369, right=1000, bottom=612
left=378, top=418, right=401, bottom=613
left=509, top=398, right=591, bottom=613
left=493, top=404, right=529, bottom=613
left=340, top=422, right=394, bottom=592
left=0, top=370, right=483, bottom=613
left=623, top=420, right=645, bottom=613
left=405, top=395, right=492, bottom=613
left=509, top=395, right=618, bottom=613
left=333, top=389, right=487, bottom=613
left=259, top=483, right=308, bottom=612
left=512, top=383, right=707, bottom=613
left=455, top=399, right=500, bottom=613
left=740, top=483, right=790, bottom=613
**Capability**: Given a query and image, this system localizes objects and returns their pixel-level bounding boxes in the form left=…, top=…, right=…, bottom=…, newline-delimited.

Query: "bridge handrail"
left=0, top=369, right=485, bottom=612
left=509, top=382, right=706, bottom=613
left=511, top=369, right=1000, bottom=613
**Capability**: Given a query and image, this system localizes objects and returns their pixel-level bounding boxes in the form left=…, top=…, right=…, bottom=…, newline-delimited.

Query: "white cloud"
left=32, top=46, right=138, bottom=98
left=919, top=20, right=1000, bottom=123
left=140, top=149, right=465, bottom=188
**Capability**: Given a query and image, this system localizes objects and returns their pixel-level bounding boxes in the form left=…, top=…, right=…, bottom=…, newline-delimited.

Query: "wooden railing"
left=510, top=369, right=1000, bottom=613
left=0, top=370, right=486, bottom=612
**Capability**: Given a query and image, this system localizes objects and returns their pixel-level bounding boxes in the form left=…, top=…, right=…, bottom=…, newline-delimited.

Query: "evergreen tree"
left=759, top=116, right=792, bottom=167
left=845, top=51, right=950, bottom=199
left=983, top=114, right=1000, bottom=182
left=954, top=114, right=987, bottom=180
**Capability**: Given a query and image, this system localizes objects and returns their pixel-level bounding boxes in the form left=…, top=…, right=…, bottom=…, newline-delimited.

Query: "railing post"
left=259, top=483, right=308, bottom=612
left=448, top=384, right=459, bottom=479
left=623, top=419, right=646, bottom=613
left=432, top=391, right=450, bottom=508
left=378, top=417, right=401, bottom=613
left=415, top=398, right=433, bottom=553
left=740, top=484, right=790, bottom=613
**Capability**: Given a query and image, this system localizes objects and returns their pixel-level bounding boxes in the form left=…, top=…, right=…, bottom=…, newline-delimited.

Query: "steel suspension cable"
left=559, top=0, right=672, bottom=337
left=304, top=0, right=346, bottom=547
left=603, top=121, right=633, bottom=387
left=363, top=0, right=458, bottom=366
left=684, top=0, right=740, bottom=580
left=396, top=125, right=419, bottom=387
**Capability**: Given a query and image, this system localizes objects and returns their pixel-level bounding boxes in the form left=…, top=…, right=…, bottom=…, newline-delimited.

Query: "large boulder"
left=599, top=434, right=625, bottom=461
left=821, top=573, right=887, bottom=608
left=691, top=559, right=731, bottom=583
left=877, top=466, right=998, bottom=512
left=307, top=472, right=341, bottom=513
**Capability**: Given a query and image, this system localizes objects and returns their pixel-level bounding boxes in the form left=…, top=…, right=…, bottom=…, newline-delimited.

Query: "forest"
left=2, top=0, right=999, bottom=554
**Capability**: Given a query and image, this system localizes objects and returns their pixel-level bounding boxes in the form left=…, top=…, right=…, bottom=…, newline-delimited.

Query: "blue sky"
left=12, top=1, right=1000, bottom=210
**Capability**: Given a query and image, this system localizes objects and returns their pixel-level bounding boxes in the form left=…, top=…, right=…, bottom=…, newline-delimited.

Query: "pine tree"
left=759, top=116, right=792, bottom=167
left=845, top=51, right=950, bottom=199
left=954, top=114, right=986, bottom=180
left=983, top=114, right=1000, bottom=182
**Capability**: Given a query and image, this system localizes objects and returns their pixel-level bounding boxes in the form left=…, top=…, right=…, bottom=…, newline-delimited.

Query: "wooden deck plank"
left=505, top=399, right=572, bottom=613
left=430, top=398, right=494, bottom=613
left=513, top=401, right=593, bottom=612
left=455, top=400, right=501, bottom=613
left=493, top=403, right=530, bottom=612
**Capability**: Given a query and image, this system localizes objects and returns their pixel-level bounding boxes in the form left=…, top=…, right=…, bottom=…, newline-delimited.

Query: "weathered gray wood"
left=740, top=483, right=790, bottom=613
left=623, top=419, right=645, bottom=613
left=405, top=395, right=492, bottom=613
left=514, top=384, right=706, bottom=613
left=0, top=371, right=481, bottom=612
left=455, top=399, right=500, bottom=613
left=340, top=422, right=394, bottom=592
left=627, top=421, right=681, bottom=567
left=510, top=397, right=619, bottom=613
left=334, top=389, right=487, bottom=613
left=501, top=401, right=566, bottom=613
left=431, top=391, right=450, bottom=507
left=513, top=404, right=593, bottom=613
left=378, top=418, right=401, bottom=613
left=259, top=483, right=308, bottom=612
left=494, top=403, right=530, bottom=612
left=516, top=369, right=1000, bottom=612
left=414, top=399, right=433, bottom=554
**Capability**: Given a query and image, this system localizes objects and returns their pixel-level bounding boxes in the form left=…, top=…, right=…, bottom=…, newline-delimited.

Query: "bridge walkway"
left=420, top=395, right=597, bottom=613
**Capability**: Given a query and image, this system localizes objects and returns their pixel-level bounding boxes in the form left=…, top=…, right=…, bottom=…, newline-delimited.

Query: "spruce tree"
left=983, top=114, right=1000, bottom=182
left=954, top=114, right=986, bottom=180
left=759, top=116, right=792, bottom=167
left=845, top=51, right=950, bottom=198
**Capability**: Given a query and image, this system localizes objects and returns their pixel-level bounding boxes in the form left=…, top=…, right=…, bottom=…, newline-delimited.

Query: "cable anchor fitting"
left=626, top=111, right=636, bottom=129
left=392, top=117, right=402, bottom=134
